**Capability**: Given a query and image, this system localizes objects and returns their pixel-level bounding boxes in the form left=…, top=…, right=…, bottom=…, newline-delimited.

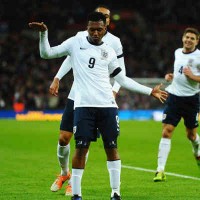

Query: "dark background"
left=1, top=0, right=200, bottom=111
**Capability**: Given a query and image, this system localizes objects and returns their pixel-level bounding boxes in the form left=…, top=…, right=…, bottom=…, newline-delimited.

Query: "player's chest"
left=175, top=55, right=200, bottom=70
left=75, top=46, right=111, bottom=69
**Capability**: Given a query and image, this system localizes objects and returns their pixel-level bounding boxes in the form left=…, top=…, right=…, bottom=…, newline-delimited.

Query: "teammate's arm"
left=49, top=57, right=72, bottom=96
left=55, top=57, right=72, bottom=80
left=49, top=77, right=59, bottom=96
left=183, top=67, right=200, bottom=82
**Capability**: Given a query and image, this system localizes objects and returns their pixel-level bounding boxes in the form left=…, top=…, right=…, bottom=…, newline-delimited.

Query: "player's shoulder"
left=174, top=48, right=183, bottom=57
left=75, top=30, right=87, bottom=38
left=103, top=31, right=122, bottom=50
left=70, top=30, right=87, bottom=44
left=175, top=48, right=182, bottom=53
left=104, top=32, right=121, bottom=44
left=193, top=48, right=200, bottom=55
left=105, top=31, right=120, bottom=41
left=102, top=43, right=117, bottom=57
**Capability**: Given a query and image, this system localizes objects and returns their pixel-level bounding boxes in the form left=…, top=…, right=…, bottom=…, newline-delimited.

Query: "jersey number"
left=88, top=58, right=96, bottom=68
left=179, top=66, right=183, bottom=74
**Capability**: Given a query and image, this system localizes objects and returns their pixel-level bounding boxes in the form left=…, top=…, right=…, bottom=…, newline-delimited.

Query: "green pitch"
left=0, top=120, right=199, bottom=200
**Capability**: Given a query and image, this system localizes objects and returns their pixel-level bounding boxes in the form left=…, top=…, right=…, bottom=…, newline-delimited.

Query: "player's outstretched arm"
left=150, top=83, right=168, bottom=103
left=28, top=22, right=47, bottom=32
left=29, top=21, right=69, bottom=59
left=114, top=71, right=152, bottom=95
left=114, top=71, right=168, bottom=103
left=49, top=77, right=59, bottom=96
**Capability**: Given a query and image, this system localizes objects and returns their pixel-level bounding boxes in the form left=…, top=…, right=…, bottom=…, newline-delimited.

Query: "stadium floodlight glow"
left=112, top=14, right=120, bottom=21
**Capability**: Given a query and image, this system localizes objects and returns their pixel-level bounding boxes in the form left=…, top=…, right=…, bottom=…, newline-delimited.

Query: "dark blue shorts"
left=60, top=98, right=74, bottom=132
left=73, top=107, right=120, bottom=142
left=162, top=93, right=199, bottom=129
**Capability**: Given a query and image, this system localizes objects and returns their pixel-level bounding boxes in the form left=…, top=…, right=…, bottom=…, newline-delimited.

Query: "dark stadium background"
left=1, top=0, right=200, bottom=111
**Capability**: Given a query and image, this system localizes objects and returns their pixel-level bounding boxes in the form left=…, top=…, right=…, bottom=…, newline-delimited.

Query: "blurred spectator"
left=0, top=92, right=6, bottom=108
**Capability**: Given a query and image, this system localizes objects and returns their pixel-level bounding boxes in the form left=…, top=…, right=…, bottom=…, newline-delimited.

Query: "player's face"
left=87, top=21, right=106, bottom=44
left=182, top=32, right=199, bottom=52
left=95, top=7, right=110, bottom=26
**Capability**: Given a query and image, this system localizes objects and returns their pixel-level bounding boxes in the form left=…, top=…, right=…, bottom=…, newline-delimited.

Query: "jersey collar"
left=182, top=47, right=197, bottom=54
left=86, top=36, right=104, bottom=46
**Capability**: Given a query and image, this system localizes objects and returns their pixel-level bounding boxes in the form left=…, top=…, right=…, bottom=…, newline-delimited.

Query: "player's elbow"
left=40, top=51, right=49, bottom=59
left=115, top=75, right=126, bottom=86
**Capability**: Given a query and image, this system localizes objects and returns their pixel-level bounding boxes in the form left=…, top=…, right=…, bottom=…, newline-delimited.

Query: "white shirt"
left=55, top=30, right=125, bottom=100
left=166, top=48, right=200, bottom=96
left=40, top=31, right=152, bottom=108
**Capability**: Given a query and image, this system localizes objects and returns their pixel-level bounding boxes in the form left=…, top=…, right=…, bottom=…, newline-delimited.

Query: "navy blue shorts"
left=73, top=107, right=120, bottom=142
left=60, top=98, right=74, bottom=132
left=162, top=93, right=199, bottom=129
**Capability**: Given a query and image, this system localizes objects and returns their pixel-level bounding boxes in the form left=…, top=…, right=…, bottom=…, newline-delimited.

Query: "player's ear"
left=182, top=35, right=184, bottom=43
left=107, top=18, right=110, bottom=26
left=196, top=38, right=199, bottom=46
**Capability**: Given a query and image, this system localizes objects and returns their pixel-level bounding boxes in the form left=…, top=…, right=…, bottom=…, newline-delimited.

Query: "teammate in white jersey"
left=29, top=12, right=167, bottom=200
left=153, top=27, right=200, bottom=182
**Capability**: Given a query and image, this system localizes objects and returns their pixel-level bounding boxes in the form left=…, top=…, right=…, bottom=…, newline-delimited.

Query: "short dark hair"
left=183, top=27, right=200, bottom=40
left=87, top=12, right=106, bottom=25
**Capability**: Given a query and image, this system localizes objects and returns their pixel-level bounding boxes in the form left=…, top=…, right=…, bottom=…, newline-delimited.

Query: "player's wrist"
left=54, top=77, right=60, bottom=82
left=150, top=88, right=154, bottom=96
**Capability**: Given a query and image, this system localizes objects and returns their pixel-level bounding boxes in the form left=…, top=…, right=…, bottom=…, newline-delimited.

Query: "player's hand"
left=165, top=73, right=173, bottom=82
left=151, top=83, right=168, bottom=103
left=49, top=77, right=59, bottom=96
left=183, top=67, right=193, bottom=78
left=28, top=22, right=47, bottom=32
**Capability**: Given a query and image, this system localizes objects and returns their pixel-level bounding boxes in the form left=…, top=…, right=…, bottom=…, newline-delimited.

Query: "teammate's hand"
left=151, top=83, right=168, bottom=103
left=112, top=91, right=117, bottom=99
left=165, top=73, right=173, bottom=82
left=28, top=22, right=47, bottom=32
left=183, top=67, right=193, bottom=78
left=49, top=77, right=59, bottom=96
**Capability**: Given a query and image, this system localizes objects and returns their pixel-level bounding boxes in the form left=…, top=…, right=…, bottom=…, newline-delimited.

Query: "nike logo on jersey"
left=80, top=47, right=87, bottom=50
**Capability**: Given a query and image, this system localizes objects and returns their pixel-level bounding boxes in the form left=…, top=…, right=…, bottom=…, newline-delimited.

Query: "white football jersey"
left=59, top=30, right=124, bottom=100
left=166, top=48, right=200, bottom=96
left=76, top=30, right=123, bottom=56
left=58, top=35, right=119, bottom=108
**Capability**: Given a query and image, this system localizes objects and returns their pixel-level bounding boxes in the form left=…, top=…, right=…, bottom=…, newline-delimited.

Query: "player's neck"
left=182, top=47, right=196, bottom=54
left=87, top=36, right=103, bottom=46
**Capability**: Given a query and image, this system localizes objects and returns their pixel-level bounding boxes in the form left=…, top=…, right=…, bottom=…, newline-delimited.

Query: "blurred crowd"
left=1, top=0, right=200, bottom=111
